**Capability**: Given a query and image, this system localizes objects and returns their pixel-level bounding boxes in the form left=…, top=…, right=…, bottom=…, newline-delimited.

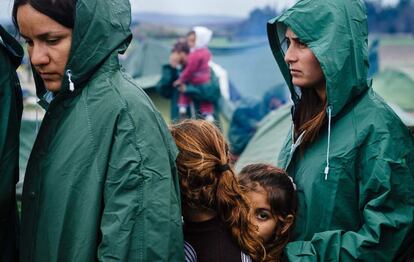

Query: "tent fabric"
left=234, top=103, right=291, bottom=172
left=228, top=84, right=288, bottom=156
left=121, top=39, right=170, bottom=89
left=19, top=0, right=184, bottom=260
left=373, top=69, right=414, bottom=112
left=267, top=0, right=414, bottom=261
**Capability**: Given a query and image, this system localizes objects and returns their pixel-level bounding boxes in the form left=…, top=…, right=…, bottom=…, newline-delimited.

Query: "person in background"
left=156, top=40, right=221, bottom=124
left=267, top=0, right=414, bottom=260
left=239, top=163, right=297, bottom=262
left=13, top=0, right=183, bottom=260
left=228, top=84, right=288, bottom=162
left=0, top=24, right=24, bottom=262
left=170, top=119, right=265, bottom=262
left=173, top=27, right=215, bottom=121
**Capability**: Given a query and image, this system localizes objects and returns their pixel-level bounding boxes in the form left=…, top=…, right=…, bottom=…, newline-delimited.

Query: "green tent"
left=234, top=103, right=291, bottom=172
left=122, top=39, right=170, bottom=89
left=373, top=69, right=414, bottom=112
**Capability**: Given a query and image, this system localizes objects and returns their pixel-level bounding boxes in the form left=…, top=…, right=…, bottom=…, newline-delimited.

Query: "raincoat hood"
left=267, top=0, right=370, bottom=117
left=33, top=0, right=132, bottom=100
left=0, top=25, right=23, bottom=68
left=193, top=26, right=213, bottom=49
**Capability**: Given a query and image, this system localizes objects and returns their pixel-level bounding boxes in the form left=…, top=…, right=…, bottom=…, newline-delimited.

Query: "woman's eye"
left=24, top=39, right=34, bottom=47
left=298, top=41, right=307, bottom=48
left=47, top=38, right=60, bottom=45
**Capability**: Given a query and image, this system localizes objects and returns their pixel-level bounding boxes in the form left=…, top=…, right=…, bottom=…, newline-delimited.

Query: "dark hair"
left=172, top=40, right=190, bottom=54
left=187, top=30, right=195, bottom=37
left=294, top=88, right=327, bottom=151
left=170, top=120, right=266, bottom=262
left=239, top=163, right=298, bottom=262
left=12, top=0, right=76, bottom=30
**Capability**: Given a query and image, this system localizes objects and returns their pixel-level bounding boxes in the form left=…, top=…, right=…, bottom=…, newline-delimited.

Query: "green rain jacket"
left=20, top=0, right=183, bottom=261
left=0, top=25, right=23, bottom=262
left=156, top=64, right=221, bottom=123
left=267, top=0, right=414, bottom=261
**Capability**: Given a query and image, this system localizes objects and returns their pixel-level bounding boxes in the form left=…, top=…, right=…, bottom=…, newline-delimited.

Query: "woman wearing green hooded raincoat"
left=267, top=0, right=414, bottom=261
left=13, top=0, right=183, bottom=261
left=0, top=24, right=24, bottom=262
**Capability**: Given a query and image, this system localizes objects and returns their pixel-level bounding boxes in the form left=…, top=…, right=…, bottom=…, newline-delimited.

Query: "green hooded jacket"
left=267, top=0, right=414, bottom=261
left=0, top=25, right=23, bottom=262
left=20, top=0, right=183, bottom=261
left=156, top=64, right=221, bottom=123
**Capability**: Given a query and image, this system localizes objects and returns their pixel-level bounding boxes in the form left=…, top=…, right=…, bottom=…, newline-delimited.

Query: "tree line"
left=236, top=0, right=414, bottom=37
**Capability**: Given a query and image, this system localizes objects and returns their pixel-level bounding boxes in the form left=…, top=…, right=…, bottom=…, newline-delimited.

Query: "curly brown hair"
left=239, top=164, right=298, bottom=262
left=170, top=119, right=266, bottom=261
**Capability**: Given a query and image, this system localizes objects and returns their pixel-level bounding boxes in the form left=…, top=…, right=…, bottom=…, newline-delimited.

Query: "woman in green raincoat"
left=13, top=0, right=183, bottom=261
left=0, top=24, right=23, bottom=262
left=267, top=0, right=414, bottom=261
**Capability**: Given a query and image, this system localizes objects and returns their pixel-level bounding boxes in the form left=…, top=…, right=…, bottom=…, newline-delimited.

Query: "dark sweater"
left=184, top=216, right=243, bottom=262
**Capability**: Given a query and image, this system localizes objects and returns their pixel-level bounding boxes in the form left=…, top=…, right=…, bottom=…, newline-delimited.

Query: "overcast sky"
left=0, top=0, right=400, bottom=22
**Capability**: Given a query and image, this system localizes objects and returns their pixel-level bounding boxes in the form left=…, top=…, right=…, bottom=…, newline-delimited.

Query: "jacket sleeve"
left=97, top=109, right=183, bottom=261
left=97, top=110, right=142, bottom=261
left=286, top=128, right=414, bottom=261
left=0, top=43, right=22, bottom=261
left=179, top=53, right=198, bottom=83
left=184, top=69, right=221, bottom=103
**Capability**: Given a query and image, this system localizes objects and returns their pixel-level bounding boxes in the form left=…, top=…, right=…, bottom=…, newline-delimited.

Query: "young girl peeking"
left=239, top=164, right=297, bottom=262
left=170, top=120, right=265, bottom=262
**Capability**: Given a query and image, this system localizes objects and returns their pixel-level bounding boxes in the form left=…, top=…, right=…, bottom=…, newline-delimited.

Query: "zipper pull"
left=66, top=69, right=75, bottom=92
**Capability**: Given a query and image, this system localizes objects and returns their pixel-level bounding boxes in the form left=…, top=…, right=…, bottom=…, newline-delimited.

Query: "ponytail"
left=171, top=120, right=266, bottom=261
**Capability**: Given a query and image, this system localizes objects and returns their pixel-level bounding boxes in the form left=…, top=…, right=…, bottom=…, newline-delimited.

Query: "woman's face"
left=17, top=4, right=72, bottom=92
left=246, top=187, right=278, bottom=243
left=284, top=28, right=325, bottom=91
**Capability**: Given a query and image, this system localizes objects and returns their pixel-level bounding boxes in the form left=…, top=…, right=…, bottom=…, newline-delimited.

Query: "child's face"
left=246, top=186, right=278, bottom=243
left=187, top=33, right=196, bottom=49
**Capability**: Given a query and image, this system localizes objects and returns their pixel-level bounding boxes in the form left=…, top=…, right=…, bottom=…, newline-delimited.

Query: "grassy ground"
left=148, top=89, right=230, bottom=135
left=378, top=35, right=414, bottom=46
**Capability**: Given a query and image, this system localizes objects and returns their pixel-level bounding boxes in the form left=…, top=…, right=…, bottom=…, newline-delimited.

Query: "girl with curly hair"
left=170, top=119, right=265, bottom=262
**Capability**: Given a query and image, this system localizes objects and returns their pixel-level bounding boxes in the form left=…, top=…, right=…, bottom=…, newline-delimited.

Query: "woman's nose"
left=30, top=44, right=50, bottom=67
left=284, top=45, right=297, bottom=65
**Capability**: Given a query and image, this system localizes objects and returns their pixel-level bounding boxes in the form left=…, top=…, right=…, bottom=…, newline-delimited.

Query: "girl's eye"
left=256, top=211, right=270, bottom=221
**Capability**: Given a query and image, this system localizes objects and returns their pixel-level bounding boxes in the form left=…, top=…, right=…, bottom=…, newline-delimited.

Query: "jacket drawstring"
left=66, top=69, right=75, bottom=92
left=290, top=124, right=306, bottom=155
left=324, top=106, right=332, bottom=180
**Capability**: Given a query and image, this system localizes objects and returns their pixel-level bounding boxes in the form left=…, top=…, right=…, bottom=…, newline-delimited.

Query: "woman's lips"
left=39, top=73, right=58, bottom=80
left=290, top=69, right=302, bottom=75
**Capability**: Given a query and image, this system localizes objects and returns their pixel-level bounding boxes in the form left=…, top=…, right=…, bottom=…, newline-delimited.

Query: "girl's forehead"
left=247, top=190, right=271, bottom=209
